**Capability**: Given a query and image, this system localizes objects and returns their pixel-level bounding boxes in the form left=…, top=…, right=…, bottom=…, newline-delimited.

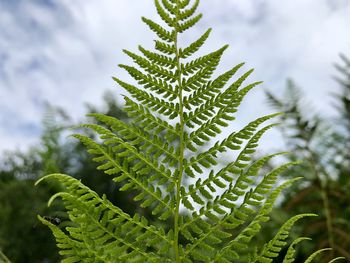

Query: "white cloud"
left=0, top=0, right=350, bottom=155
left=199, top=0, right=350, bottom=107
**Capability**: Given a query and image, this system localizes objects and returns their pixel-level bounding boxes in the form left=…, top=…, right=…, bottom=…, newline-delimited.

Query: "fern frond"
left=185, top=81, right=262, bottom=147
left=304, top=248, right=332, bottom=263
left=76, top=124, right=175, bottom=186
left=184, top=69, right=257, bottom=129
left=178, top=0, right=199, bottom=21
left=155, top=40, right=176, bottom=55
left=71, top=134, right=174, bottom=220
left=181, top=166, right=300, bottom=262
left=38, top=215, right=95, bottom=263
left=142, top=17, right=174, bottom=42
left=184, top=114, right=280, bottom=177
left=36, top=174, right=172, bottom=262
left=178, top=0, right=190, bottom=9
left=114, top=79, right=179, bottom=119
left=177, top=13, right=203, bottom=33
left=180, top=154, right=287, bottom=241
left=181, top=45, right=227, bottom=76
left=258, top=214, right=317, bottom=262
left=121, top=51, right=177, bottom=82
left=180, top=47, right=226, bottom=92
left=215, top=178, right=303, bottom=262
left=155, top=0, right=175, bottom=27
left=115, top=63, right=178, bottom=99
left=38, top=0, right=336, bottom=261
left=138, top=45, right=176, bottom=69
left=88, top=113, right=179, bottom=166
left=180, top=28, right=211, bottom=59
left=183, top=63, right=245, bottom=110
left=161, top=0, right=178, bottom=16
left=123, top=97, right=180, bottom=142
left=282, top=237, right=311, bottom=263
left=179, top=150, right=281, bottom=242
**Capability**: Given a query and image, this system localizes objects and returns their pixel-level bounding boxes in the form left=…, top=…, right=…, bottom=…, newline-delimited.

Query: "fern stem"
left=173, top=0, right=184, bottom=262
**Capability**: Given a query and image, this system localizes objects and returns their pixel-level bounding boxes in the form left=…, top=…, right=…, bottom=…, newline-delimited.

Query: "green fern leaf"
left=181, top=45, right=228, bottom=76
left=36, top=174, right=172, bottom=262
left=304, top=248, right=333, bottom=263
left=178, top=0, right=199, bottom=21
left=138, top=45, right=176, bottom=69
left=142, top=17, right=174, bottom=42
left=183, top=62, right=245, bottom=110
left=122, top=49, right=177, bottom=82
left=258, top=214, right=317, bottom=262
left=282, top=237, right=311, bottom=263
left=178, top=0, right=190, bottom=9
left=123, top=97, right=180, bottom=142
left=177, top=13, right=202, bottom=33
left=37, top=0, right=338, bottom=262
left=155, top=0, right=175, bottom=27
left=180, top=28, right=211, bottom=59
left=155, top=40, right=176, bottom=55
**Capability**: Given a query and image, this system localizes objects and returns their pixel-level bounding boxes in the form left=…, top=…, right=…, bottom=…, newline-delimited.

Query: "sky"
left=1, top=0, right=350, bottom=156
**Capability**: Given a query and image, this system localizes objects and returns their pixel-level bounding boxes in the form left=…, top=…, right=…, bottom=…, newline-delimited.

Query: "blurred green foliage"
left=265, top=54, right=350, bottom=262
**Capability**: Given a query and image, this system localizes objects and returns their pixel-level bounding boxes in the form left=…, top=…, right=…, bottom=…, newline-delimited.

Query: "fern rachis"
left=36, top=0, right=341, bottom=262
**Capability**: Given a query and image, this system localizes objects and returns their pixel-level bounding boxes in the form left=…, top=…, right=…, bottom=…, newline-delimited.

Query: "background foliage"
left=0, top=92, right=156, bottom=263
left=264, top=54, right=350, bottom=262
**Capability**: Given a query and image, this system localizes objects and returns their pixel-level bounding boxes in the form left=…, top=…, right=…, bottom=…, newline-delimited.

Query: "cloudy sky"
left=1, top=0, right=350, bottom=155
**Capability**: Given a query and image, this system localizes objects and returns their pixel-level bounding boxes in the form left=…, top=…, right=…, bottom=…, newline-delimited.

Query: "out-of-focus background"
left=0, top=0, right=350, bottom=262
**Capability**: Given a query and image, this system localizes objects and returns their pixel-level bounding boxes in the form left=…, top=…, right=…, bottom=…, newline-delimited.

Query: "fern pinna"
left=36, top=0, right=342, bottom=262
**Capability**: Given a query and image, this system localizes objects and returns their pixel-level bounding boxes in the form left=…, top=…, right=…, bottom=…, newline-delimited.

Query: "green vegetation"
left=265, top=55, right=350, bottom=261
left=0, top=94, right=154, bottom=263
left=34, top=0, right=340, bottom=262
left=1, top=1, right=348, bottom=262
